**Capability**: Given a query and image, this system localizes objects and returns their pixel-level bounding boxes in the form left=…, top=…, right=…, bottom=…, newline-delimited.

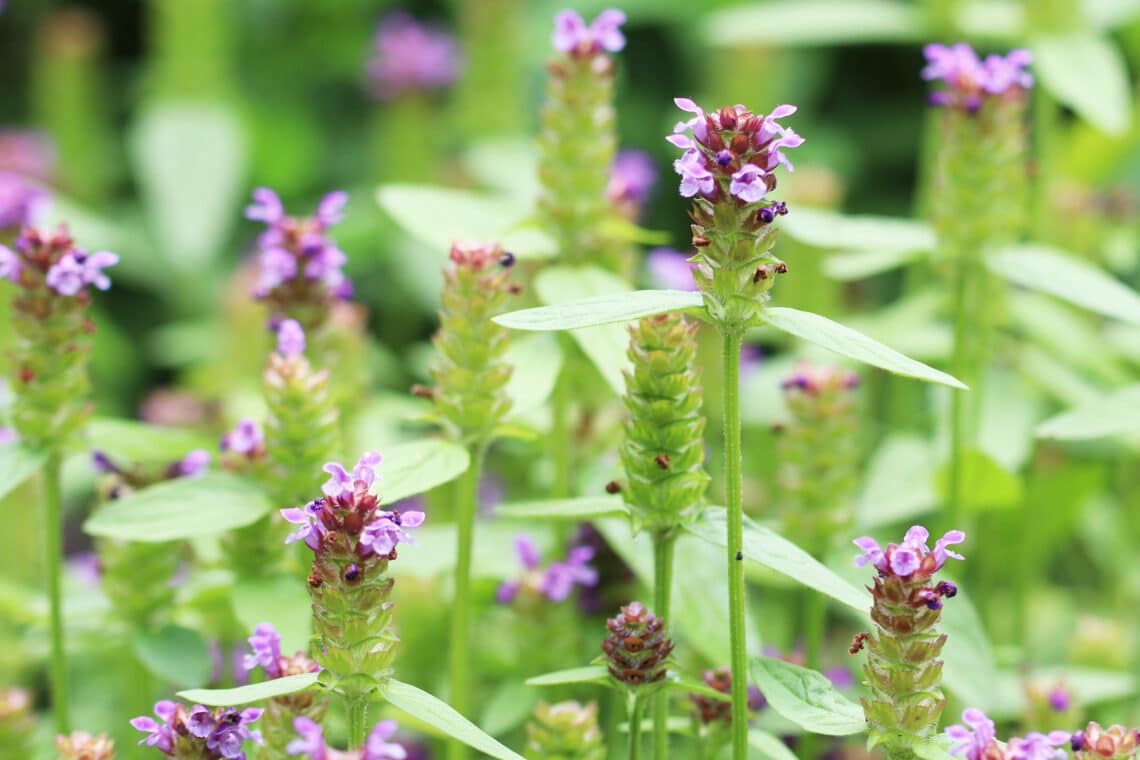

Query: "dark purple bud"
left=499, top=251, right=516, bottom=268
left=925, top=597, right=943, bottom=610
left=1071, top=731, right=1085, bottom=751
left=757, top=206, right=775, bottom=224
left=716, top=150, right=733, bottom=168
left=91, top=450, right=119, bottom=474
left=343, top=563, right=361, bottom=583
left=1048, top=686, right=1071, bottom=712
left=936, top=580, right=957, bottom=598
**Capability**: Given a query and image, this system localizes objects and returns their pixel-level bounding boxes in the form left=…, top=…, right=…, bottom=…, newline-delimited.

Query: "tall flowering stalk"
left=602, top=601, right=674, bottom=760
left=242, top=623, right=326, bottom=756
left=921, top=44, right=1032, bottom=526
left=619, top=312, right=708, bottom=759
left=525, top=701, right=606, bottom=760
left=281, top=452, right=424, bottom=749
left=853, top=526, right=965, bottom=758
left=426, top=241, right=515, bottom=760
left=666, top=96, right=802, bottom=758
left=1, top=224, right=118, bottom=733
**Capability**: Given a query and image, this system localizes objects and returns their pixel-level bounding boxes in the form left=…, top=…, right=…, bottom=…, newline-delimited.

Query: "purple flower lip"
left=552, top=8, right=626, bottom=56
left=922, top=42, right=1033, bottom=110
left=366, top=11, right=461, bottom=100
left=853, top=525, right=965, bottom=582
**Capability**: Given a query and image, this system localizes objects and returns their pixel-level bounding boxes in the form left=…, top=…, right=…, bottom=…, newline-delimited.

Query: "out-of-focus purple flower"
left=131, top=701, right=179, bottom=753
left=1007, top=731, right=1071, bottom=760
left=497, top=535, right=598, bottom=604
left=220, top=418, right=264, bottom=456
left=364, top=719, right=408, bottom=760
left=824, top=665, right=855, bottom=690
left=1047, top=685, right=1070, bottom=712
left=478, top=471, right=505, bottom=514
left=0, top=244, right=21, bottom=282
left=68, top=552, right=102, bottom=587
left=782, top=363, right=859, bottom=396
left=90, top=450, right=119, bottom=474
left=740, top=344, right=763, bottom=378
left=923, top=43, right=1032, bottom=110
left=44, top=250, right=118, bottom=296
left=946, top=708, right=997, bottom=759
left=0, top=129, right=55, bottom=179
left=276, top=318, right=306, bottom=358
left=0, top=427, right=17, bottom=445
left=243, top=623, right=283, bottom=679
left=0, top=171, right=49, bottom=230
left=367, top=12, right=461, bottom=101
left=607, top=149, right=658, bottom=214
left=286, top=716, right=327, bottom=759
left=646, top=247, right=696, bottom=291
left=673, top=149, right=715, bottom=198
left=552, top=8, right=626, bottom=56
left=287, top=716, right=407, bottom=760
left=729, top=164, right=768, bottom=203
left=854, top=525, right=965, bottom=583
left=175, top=449, right=211, bottom=477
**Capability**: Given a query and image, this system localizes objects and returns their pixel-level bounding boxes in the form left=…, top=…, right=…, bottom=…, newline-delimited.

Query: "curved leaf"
left=83, top=471, right=272, bottom=542
left=494, top=289, right=704, bottom=331
left=378, top=439, right=470, bottom=504
left=0, top=443, right=45, bottom=502
left=751, top=657, right=865, bottom=736
left=823, top=248, right=925, bottom=281
left=177, top=672, right=320, bottom=706
left=495, top=497, right=627, bottom=521
left=762, top=307, right=967, bottom=389
left=503, top=333, right=563, bottom=417
left=526, top=665, right=609, bottom=687
left=1036, top=385, right=1140, bottom=440
left=1034, top=34, right=1131, bottom=135
left=381, top=679, right=526, bottom=760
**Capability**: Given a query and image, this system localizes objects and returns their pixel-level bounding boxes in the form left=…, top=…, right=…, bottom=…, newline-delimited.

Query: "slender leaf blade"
left=1034, top=33, right=1131, bottom=134
left=178, top=673, right=320, bottom=706
left=0, top=443, right=45, bottom=502
left=381, top=679, right=526, bottom=760
left=1036, top=385, right=1140, bottom=440
left=526, top=665, right=610, bottom=687
left=495, top=497, right=627, bottom=521
left=133, top=625, right=212, bottom=687
left=494, top=289, right=705, bottom=331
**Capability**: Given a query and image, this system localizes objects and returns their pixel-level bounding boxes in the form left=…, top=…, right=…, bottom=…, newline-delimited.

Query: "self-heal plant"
left=281, top=452, right=424, bottom=749
left=242, top=623, right=327, bottom=756
left=853, top=526, right=965, bottom=758
left=131, top=701, right=263, bottom=759
left=944, top=708, right=1070, bottom=760
left=601, top=601, right=674, bottom=760
left=1070, top=722, right=1140, bottom=759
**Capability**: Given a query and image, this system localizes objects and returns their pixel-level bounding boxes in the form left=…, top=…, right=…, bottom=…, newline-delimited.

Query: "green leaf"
left=526, top=665, right=610, bottom=687
left=0, top=443, right=45, bottom=502
left=377, top=184, right=555, bottom=259
left=823, top=248, right=925, bottom=281
left=686, top=508, right=868, bottom=613
left=377, top=439, right=470, bottom=504
left=856, top=434, right=938, bottom=529
left=231, top=574, right=312, bottom=655
left=750, top=657, right=866, bottom=736
left=86, top=417, right=212, bottom=463
left=988, top=245, right=1140, bottom=326
left=749, top=730, right=800, bottom=760
left=495, top=289, right=705, bottom=331
left=1036, top=385, right=1140, bottom=440
left=1034, top=33, right=1131, bottom=135
left=503, top=333, right=563, bottom=417
left=781, top=207, right=935, bottom=251
left=381, top=679, right=526, bottom=760
left=130, top=102, right=246, bottom=269
left=83, top=471, right=272, bottom=542
left=703, top=0, right=924, bottom=46
left=762, top=307, right=967, bottom=389
left=495, top=497, right=627, bottom=521
left=934, top=450, right=1023, bottom=513
left=133, top=624, right=212, bottom=686
left=913, top=737, right=956, bottom=760
left=178, top=672, right=320, bottom=706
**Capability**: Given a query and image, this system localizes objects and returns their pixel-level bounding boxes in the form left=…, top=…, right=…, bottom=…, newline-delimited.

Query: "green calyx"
left=861, top=575, right=948, bottom=757
left=525, top=700, right=607, bottom=760
left=620, top=313, right=709, bottom=537
left=430, top=243, right=515, bottom=445
left=538, top=52, right=624, bottom=272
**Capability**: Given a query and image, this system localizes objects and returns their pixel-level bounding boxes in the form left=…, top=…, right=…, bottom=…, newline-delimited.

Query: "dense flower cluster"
left=495, top=535, right=599, bottom=604
left=131, top=701, right=263, bottom=759
left=288, top=716, right=407, bottom=759
left=602, top=601, right=674, bottom=687
left=552, top=9, right=626, bottom=57
left=855, top=525, right=965, bottom=595
left=946, top=708, right=1070, bottom=760
left=366, top=12, right=461, bottom=101
left=667, top=98, right=802, bottom=203
left=525, top=701, right=606, bottom=760
left=0, top=226, right=117, bottom=296
left=922, top=43, right=1033, bottom=110
left=689, top=667, right=766, bottom=725
left=245, top=188, right=352, bottom=306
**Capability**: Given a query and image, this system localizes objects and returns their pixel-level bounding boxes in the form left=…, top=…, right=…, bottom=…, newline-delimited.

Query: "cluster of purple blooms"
left=854, top=525, right=964, bottom=609
left=0, top=227, right=118, bottom=296
left=552, top=8, right=626, bottom=57
left=922, top=43, right=1034, bottom=111
left=281, top=452, right=425, bottom=557
left=288, top=716, right=407, bottom=760
left=245, top=188, right=352, bottom=301
left=131, top=701, right=263, bottom=759
left=243, top=622, right=319, bottom=681
left=946, top=707, right=1070, bottom=760
left=366, top=12, right=461, bottom=101
left=220, top=418, right=264, bottom=458
left=496, top=534, right=599, bottom=604
left=606, top=149, right=658, bottom=217
left=667, top=98, right=803, bottom=204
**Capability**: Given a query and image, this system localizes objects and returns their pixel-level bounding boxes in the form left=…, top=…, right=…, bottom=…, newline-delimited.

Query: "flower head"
left=133, top=701, right=262, bottom=759
left=366, top=12, right=461, bottom=100
left=923, top=42, right=1032, bottom=110
left=854, top=525, right=965, bottom=583
left=55, top=731, right=115, bottom=760
left=496, top=535, right=599, bottom=604
left=175, top=448, right=211, bottom=477
left=946, top=708, right=999, bottom=759
left=3, top=226, right=117, bottom=296
left=552, top=8, right=626, bottom=56
left=0, top=171, right=49, bottom=230
left=364, top=719, right=408, bottom=760
left=220, top=418, right=264, bottom=457
left=1008, top=731, right=1071, bottom=760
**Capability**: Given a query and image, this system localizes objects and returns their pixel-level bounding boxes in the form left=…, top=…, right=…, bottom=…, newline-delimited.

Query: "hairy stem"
left=628, top=695, right=644, bottom=760
left=347, top=697, right=368, bottom=750
left=652, top=533, right=676, bottom=760
left=721, top=329, right=748, bottom=760
left=448, top=447, right=483, bottom=760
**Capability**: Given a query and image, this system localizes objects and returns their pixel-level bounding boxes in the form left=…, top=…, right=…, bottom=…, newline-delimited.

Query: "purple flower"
left=207, top=708, right=264, bottom=759
left=497, top=535, right=598, bottom=604
left=946, top=708, right=998, bottom=759
left=187, top=705, right=215, bottom=738
left=286, top=716, right=327, bottom=759
left=552, top=8, right=626, bottom=55
left=495, top=535, right=541, bottom=604
left=44, top=250, right=118, bottom=296
left=276, top=318, right=306, bottom=358
left=243, top=623, right=282, bottom=679
left=853, top=525, right=965, bottom=581
left=175, top=449, right=211, bottom=477
left=923, top=42, right=1032, bottom=110
left=0, top=244, right=21, bottom=282
left=245, top=187, right=284, bottom=224
left=0, top=427, right=16, bottom=445
left=364, top=719, right=408, bottom=760
left=282, top=499, right=329, bottom=551
left=1007, top=731, right=1071, bottom=760
left=321, top=451, right=382, bottom=499
left=366, top=12, right=461, bottom=100
left=81, top=251, right=118, bottom=290
left=782, top=363, right=859, bottom=396
left=729, top=164, right=769, bottom=203
left=673, top=150, right=715, bottom=198
left=646, top=247, right=696, bottom=290
left=0, top=171, right=48, bottom=229
left=607, top=149, right=658, bottom=209
left=983, top=49, right=1034, bottom=93
left=358, top=508, right=425, bottom=557
left=1048, top=685, right=1071, bottom=712
left=130, top=701, right=178, bottom=753
left=220, top=418, right=263, bottom=456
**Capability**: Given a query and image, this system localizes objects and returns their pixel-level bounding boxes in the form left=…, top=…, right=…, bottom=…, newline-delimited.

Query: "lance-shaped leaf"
left=1036, top=385, right=1140, bottom=441
left=178, top=672, right=320, bottom=706
left=761, top=307, right=966, bottom=389
left=381, top=679, right=526, bottom=760
left=376, top=439, right=470, bottom=503
left=84, top=471, right=271, bottom=542
left=750, top=657, right=866, bottom=736
left=494, top=288, right=705, bottom=331
left=1034, top=33, right=1131, bottom=135
left=526, top=665, right=610, bottom=687
left=495, top=497, right=627, bottom=521
left=0, top=443, right=45, bottom=502
left=988, top=245, right=1140, bottom=326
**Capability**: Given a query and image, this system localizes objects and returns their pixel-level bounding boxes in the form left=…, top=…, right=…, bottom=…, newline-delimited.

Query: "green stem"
left=448, top=446, right=483, bottom=760
left=44, top=452, right=69, bottom=734
left=628, top=695, right=644, bottom=760
left=347, top=698, right=368, bottom=750
left=550, top=353, right=572, bottom=499
left=652, top=533, right=676, bottom=760
left=720, top=329, right=748, bottom=760
left=947, top=258, right=969, bottom=532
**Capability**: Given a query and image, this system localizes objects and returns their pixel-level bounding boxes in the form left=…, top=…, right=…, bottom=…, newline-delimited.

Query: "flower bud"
left=602, top=601, right=674, bottom=690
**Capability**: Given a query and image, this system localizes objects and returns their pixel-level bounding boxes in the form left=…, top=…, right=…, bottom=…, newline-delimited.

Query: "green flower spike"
left=525, top=701, right=607, bottom=760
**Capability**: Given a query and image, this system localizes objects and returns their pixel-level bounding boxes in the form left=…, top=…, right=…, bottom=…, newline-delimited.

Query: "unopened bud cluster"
left=524, top=701, right=606, bottom=760
left=601, top=601, right=673, bottom=690
left=1072, top=722, right=1140, bottom=759
left=620, top=313, right=709, bottom=537
left=428, top=241, right=516, bottom=444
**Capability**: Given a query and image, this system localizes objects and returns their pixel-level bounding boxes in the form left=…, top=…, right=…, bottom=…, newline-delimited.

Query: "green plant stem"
left=652, top=533, right=676, bottom=760
left=720, top=329, right=748, bottom=760
left=448, top=446, right=483, bottom=760
left=347, top=698, right=368, bottom=750
left=947, top=259, right=969, bottom=532
left=628, top=695, right=644, bottom=760
left=44, top=452, right=69, bottom=734
left=550, top=357, right=571, bottom=499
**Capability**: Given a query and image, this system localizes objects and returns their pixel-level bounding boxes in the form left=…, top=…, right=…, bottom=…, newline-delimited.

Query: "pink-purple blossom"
left=44, top=249, right=118, bottom=296
left=0, top=171, right=48, bottom=230
left=132, top=701, right=263, bottom=759
left=0, top=244, right=20, bottom=282
left=367, top=13, right=461, bottom=101
left=1007, top=731, right=1071, bottom=760
left=729, top=164, right=768, bottom=203
left=853, top=525, right=965, bottom=582
left=276, top=318, right=306, bottom=358
left=243, top=623, right=283, bottom=679
left=175, top=449, right=211, bottom=477
left=288, top=716, right=407, bottom=760
left=131, top=700, right=178, bottom=753
left=220, top=418, right=264, bottom=456
left=496, top=535, right=599, bottom=604
left=922, top=43, right=1033, bottom=110
left=673, top=150, right=715, bottom=198
left=607, top=149, right=658, bottom=212
left=946, top=708, right=998, bottom=759
left=552, top=8, right=626, bottom=56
